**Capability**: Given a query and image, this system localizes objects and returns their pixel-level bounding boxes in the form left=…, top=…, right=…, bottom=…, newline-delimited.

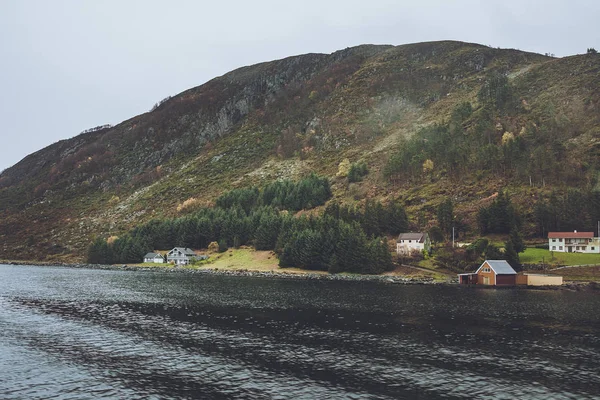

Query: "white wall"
left=396, top=242, right=424, bottom=255
left=548, top=237, right=600, bottom=253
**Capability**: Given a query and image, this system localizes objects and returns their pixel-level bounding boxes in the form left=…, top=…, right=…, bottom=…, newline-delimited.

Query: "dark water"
left=1, top=265, right=599, bottom=399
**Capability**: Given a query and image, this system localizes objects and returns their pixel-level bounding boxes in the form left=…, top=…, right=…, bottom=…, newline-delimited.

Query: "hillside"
left=1, top=40, right=599, bottom=262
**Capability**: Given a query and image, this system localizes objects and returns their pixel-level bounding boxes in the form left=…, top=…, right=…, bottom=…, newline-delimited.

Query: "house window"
left=582, top=246, right=587, bottom=251
left=552, top=239, right=556, bottom=242
left=559, top=239, right=563, bottom=242
left=559, top=246, right=563, bottom=250
left=552, top=246, right=556, bottom=250
left=592, top=247, right=595, bottom=251
left=576, top=246, right=580, bottom=250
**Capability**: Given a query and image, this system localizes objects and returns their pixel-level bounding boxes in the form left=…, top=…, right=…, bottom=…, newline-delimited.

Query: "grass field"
left=193, top=247, right=327, bottom=275
left=197, top=248, right=282, bottom=272
left=521, top=248, right=600, bottom=266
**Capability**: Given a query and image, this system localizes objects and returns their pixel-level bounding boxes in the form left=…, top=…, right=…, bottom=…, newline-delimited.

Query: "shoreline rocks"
left=3, top=260, right=598, bottom=290
left=2, top=260, right=438, bottom=285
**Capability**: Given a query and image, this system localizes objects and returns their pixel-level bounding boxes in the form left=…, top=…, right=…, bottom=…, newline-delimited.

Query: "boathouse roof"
left=477, top=260, right=517, bottom=275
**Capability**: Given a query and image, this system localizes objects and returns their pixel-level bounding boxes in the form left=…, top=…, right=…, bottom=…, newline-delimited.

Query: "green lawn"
left=521, top=248, right=600, bottom=266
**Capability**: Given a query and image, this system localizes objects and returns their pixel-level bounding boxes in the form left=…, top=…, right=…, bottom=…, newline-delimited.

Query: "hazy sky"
left=0, top=0, right=598, bottom=172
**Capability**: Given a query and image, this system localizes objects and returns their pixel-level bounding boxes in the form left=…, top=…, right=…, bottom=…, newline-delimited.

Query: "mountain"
left=1, top=40, right=599, bottom=262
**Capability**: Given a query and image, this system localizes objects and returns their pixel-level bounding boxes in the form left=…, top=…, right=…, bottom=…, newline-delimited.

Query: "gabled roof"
left=548, top=231, right=594, bottom=239
left=144, top=252, right=162, bottom=258
left=169, top=247, right=196, bottom=256
left=477, top=260, right=517, bottom=275
left=397, top=232, right=427, bottom=243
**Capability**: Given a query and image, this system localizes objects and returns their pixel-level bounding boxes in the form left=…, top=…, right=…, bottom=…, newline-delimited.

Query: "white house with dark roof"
left=548, top=231, right=600, bottom=253
left=166, top=247, right=208, bottom=265
left=143, top=252, right=165, bottom=263
left=396, top=232, right=431, bottom=255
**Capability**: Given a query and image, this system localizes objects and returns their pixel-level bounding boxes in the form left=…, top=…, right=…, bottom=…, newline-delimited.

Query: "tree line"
left=215, top=174, right=331, bottom=212
left=88, top=175, right=402, bottom=274
left=534, top=189, right=600, bottom=238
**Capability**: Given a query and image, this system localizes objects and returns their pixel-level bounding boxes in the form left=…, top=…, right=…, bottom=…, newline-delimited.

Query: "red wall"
left=495, top=274, right=516, bottom=286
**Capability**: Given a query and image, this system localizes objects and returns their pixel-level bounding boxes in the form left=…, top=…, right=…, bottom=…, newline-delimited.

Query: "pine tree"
left=428, top=226, right=445, bottom=244
left=509, top=226, right=526, bottom=253
left=218, top=238, right=228, bottom=252
left=87, top=237, right=111, bottom=264
left=484, top=244, right=503, bottom=259
left=437, top=198, right=454, bottom=236
left=254, top=212, right=281, bottom=250
left=504, top=239, right=521, bottom=272
left=361, top=199, right=380, bottom=237
left=385, top=201, right=408, bottom=235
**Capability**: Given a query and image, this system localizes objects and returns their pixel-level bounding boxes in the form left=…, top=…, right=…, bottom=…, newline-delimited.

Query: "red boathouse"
left=458, top=260, right=517, bottom=286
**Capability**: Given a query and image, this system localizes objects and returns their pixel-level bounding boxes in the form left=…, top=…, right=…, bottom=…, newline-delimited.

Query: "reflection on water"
left=1, top=265, right=599, bottom=399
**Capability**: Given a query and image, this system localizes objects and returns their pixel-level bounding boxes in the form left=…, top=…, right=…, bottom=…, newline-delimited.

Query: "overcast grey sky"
left=0, top=0, right=598, bottom=172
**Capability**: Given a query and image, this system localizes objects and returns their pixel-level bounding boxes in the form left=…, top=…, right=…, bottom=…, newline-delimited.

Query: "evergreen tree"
left=509, top=226, right=526, bottom=253
left=87, top=237, right=112, bottom=264
left=465, top=238, right=489, bottom=262
left=484, top=244, right=503, bottom=260
left=477, top=72, right=514, bottom=110
left=428, top=226, right=445, bottom=244
left=368, top=237, right=394, bottom=273
left=478, top=191, right=520, bottom=234
left=218, top=238, right=228, bottom=252
left=348, top=162, right=368, bottom=183
left=385, top=201, right=408, bottom=235
left=361, top=199, right=381, bottom=237
left=254, top=212, right=281, bottom=250
left=331, top=222, right=370, bottom=273
left=534, top=199, right=551, bottom=238
left=437, top=198, right=454, bottom=237
left=504, top=239, right=521, bottom=272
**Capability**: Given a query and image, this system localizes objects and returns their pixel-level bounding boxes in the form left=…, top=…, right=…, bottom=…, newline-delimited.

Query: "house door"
left=568, top=247, right=573, bottom=253
left=483, top=276, right=490, bottom=285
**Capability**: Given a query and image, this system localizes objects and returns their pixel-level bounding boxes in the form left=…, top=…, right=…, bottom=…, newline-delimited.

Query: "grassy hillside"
left=0, top=41, right=599, bottom=262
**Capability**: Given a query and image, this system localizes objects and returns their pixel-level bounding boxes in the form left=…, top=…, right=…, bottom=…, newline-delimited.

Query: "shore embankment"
left=3, top=260, right=598, bottom=290
left=1, top=260, right=439, bottom=284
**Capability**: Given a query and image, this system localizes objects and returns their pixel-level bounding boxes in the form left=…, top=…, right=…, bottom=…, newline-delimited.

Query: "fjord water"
left=1, top=265, right=599, bottom=399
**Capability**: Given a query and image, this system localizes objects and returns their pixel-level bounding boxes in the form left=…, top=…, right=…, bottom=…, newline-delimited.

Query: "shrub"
left=348, top=162, right=368, bottom=183
left=177, top=197, right=202, bottom=213
left=208, top=241, right=219, bottom=253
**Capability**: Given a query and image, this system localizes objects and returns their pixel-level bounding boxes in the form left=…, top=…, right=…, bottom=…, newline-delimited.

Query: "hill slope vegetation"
left=1, top=41, right=599, bottom=262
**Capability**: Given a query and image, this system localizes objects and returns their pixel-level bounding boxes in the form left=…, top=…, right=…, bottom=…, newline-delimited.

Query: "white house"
left=166, top=247, right=208, bottom=265
left=548, top=231, right=600, bottom=253
left=143, top=252, right=165, bottom=263
left=396, top=232, right=431, bottom=255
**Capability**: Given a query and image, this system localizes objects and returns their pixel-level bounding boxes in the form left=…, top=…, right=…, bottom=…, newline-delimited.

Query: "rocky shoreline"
left=2, top=260, right=439, bottom=284
left=2, top=260, right=598, bottom=290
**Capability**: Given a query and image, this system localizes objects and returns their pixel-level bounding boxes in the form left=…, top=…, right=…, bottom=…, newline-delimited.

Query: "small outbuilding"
left=458, top=260, right=517, bottom=286
left=143, top=252, right=165, bottom=263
